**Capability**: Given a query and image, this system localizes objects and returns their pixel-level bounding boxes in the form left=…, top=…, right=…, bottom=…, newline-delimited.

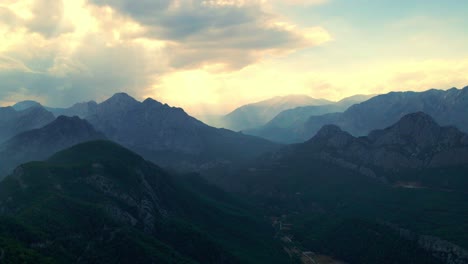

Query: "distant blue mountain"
left=246, top=94, right=374, bottom=143
left=218, top=95, right=333, bottom=131
left=0, top=105, right=55, bottom=143
left=0, top=116, right=105, bottom=177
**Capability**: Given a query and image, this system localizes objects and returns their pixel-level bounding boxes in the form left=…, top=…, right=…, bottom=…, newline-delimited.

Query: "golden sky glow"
left=0, top=0, right=467, bottom=116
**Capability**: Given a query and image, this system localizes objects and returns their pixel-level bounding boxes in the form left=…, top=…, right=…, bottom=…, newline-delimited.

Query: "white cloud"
left=0, top=0, right=331, bottom=107
left=89, top=0, right=331, bottom=69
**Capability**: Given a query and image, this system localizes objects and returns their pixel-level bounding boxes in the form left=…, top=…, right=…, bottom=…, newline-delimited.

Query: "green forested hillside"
left=222, top=146, right=468, bottom=263
left=0, top=141, right=289, bottom=263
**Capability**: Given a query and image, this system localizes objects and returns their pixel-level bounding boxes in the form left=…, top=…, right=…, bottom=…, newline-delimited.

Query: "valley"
left=273, top=215, right=346, bottom=264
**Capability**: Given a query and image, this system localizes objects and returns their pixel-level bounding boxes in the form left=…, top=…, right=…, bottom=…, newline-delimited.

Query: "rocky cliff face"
left=385, top=223, right=468, bottom=264
left=419, top=235, right=468, bottom=264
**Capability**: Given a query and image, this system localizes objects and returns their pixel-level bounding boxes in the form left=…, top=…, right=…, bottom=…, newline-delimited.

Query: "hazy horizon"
left=1, top=0, right=468, bottom=115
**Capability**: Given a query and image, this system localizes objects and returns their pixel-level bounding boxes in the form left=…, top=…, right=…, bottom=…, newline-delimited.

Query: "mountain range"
left=244, top=87, right=468, bottom=143
left=2, top=88, right=468, bottom=263
left=82, top=93, right=279, bottom=170
left=297, top=86, right=468, bottom=141
left=207, top=94, right=333, bottom=131
left=217, top=112, right=468, bottom=264
left=12, top=100, right=98, bottom=118
left=246, top=94, right=374, bottom=142
left=6, top=93, right=279, bottom=173
left=303, top=112, right=468, bottom=187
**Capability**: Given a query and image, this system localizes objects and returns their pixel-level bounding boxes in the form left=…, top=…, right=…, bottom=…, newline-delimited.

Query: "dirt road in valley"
left=273, top=216, right=346, bottom=264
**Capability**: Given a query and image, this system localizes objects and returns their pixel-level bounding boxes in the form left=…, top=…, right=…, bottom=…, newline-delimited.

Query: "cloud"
left=0, top=0, right=74, bottom=38
left=0, top=0, right=331, bottom=107
left=88, top=0, right=331, bottom=69
left=0, top=32, right=162, bottom=106
left=26, top=0, right=75, bottom=37
left=0, top=0, right=166, bottom=106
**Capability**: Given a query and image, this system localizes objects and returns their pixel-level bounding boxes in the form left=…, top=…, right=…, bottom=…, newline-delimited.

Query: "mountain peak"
left=368, top=112, right=443, bottom=147
left=388, top=112, right=440, bottom=136
left=100, top=93, right=140, bottom=111
left=41, top=115, right=103, bottom=136
left=143, top=97, right=163, bottom=106
left=307, top=124, right=354, bottom=148
left=398, top=111, right=436, bottom=123
left=12, top=100, right=42, bottom=111
left=315, top=124, right=346, bottom=138
left=102, top=92, right=139, bottom=106
left=51, top=115, right=87, bottom=125
left=48, top=140, right=139, bottom=165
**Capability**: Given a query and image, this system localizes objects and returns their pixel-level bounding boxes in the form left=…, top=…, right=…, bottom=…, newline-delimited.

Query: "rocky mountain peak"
left=368, top=112, right=442, bottom=147
left=142, top=97, right=164, bottom=107
left=101, top=93, right=139, bottom=109
left=46, top=115, right=96, bottom=132
left=308, top=124, right=354, bottom=149
left=397, top=111, right=438, bottom=125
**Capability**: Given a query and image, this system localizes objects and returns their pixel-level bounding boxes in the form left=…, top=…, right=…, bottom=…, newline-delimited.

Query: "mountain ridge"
left=0, top=105, right=55, bottom=144
left=0, top=116, right=106, bottom=178
left=245, top=94, right=375, bottom=142
left=304, top=112, right=468, bottom=170
left=218, top=94, right=333, bottom=131
left=300, top=86, right=468, bottom=141
left=82, top=93, right=280, bottom=171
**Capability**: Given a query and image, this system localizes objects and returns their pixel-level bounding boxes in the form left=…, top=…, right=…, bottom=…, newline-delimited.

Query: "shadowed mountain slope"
left=213, top=113, right=468, bottom=264
left=0, top=106, right=55, bottom=144
left=0, top=116, right=106, bottom=178
left=84, top=93, right=280, bottom=171
left=0, top=141, right=289, bottom=263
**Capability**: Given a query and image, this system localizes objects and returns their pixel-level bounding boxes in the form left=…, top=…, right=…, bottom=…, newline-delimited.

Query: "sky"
left=1, top=0, right=468, bottom=116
